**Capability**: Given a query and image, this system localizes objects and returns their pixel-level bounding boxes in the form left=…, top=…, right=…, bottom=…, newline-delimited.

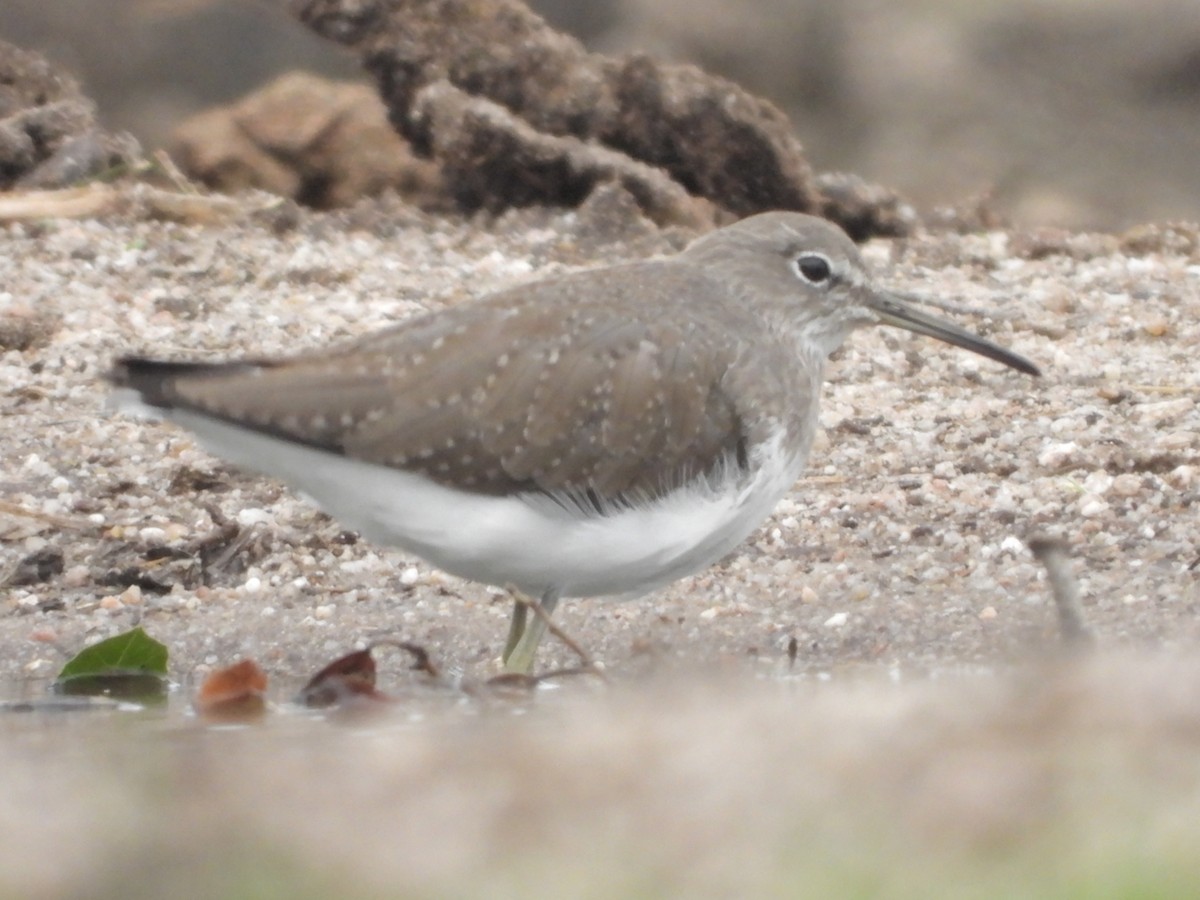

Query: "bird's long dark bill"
left=870, top=292, right=1041, bottom=376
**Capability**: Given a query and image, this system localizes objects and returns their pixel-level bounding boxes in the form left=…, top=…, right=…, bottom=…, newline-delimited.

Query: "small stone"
left=164, top=522, right=189, bottom=541
left=1134, top=398, right=1193, bottom=425
left=1166, top=465, right=1195, bottom=489
left=237, top=508, right=274, bottom=527
left=400, top=565, right=420, bottom=586
left=62, top=565, right=90, bottom=588
left=1111, top=473, right=1142, bottom=497
left=1081, top=471, right=1113, bottom=496
left=1038, top=441, right=1078, bottom=469
left=978, top=606, right=997, bottom=620
left=823, top=611, right=848, bottom=628
left=1000, top=536, right=1025, bottom=554
left=1155, top=431, right=1196, bottom=452
left=1042, top=287, right=1076, bottom=314
left=1142, top=315, right=1170, bottom=337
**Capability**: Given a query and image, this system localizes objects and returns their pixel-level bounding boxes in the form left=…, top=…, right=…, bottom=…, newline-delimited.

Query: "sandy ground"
left=2, top=191, right=1197, bottom=682
left=1, top=191, right=1199, bottom=896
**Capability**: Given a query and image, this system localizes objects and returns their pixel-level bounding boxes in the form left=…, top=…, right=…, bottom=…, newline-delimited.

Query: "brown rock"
left=170, top=71, right=441, bottom=209
left=411, top=80, right=713, bottom=228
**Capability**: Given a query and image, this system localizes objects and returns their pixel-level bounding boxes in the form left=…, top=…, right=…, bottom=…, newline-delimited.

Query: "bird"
left=109, top=212, right=1040, bottom=673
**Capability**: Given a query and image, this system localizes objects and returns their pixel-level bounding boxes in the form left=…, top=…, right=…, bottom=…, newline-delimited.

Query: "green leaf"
left=55, top=626, right=169, bottom=682
left=52, top=671, right=168, bottom=703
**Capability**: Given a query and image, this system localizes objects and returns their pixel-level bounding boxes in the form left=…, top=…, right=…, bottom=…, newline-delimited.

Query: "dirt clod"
left=0, top=39, right=140, bottom=189
left=171, top=71, right=442, bottom=210
left=288, top=0, right=911, bottom=235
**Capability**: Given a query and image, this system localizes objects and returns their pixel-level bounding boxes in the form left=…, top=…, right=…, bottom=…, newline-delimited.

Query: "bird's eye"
left=794, top=253, right=833, bottom=285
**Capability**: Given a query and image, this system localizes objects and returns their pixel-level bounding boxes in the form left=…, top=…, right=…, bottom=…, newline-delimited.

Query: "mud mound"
left=0, top=39, right=140, bottom=190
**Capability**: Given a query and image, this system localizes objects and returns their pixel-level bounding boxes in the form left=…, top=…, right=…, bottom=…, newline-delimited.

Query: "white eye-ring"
left=793, top=252, right=833, bottom=285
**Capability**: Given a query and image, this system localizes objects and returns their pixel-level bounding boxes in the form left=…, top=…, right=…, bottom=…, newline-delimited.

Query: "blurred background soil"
left=3, top=0, right=1200, bottom=229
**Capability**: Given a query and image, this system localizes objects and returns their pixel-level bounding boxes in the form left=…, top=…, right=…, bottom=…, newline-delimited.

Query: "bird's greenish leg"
left=501, top=598, right=528, bottom=665
left=501, top=589, right=560, bottom=675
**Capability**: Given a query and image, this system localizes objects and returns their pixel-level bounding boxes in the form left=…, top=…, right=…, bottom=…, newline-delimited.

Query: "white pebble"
left=400, top=566, right=420, bottom=586
left=1037, top=441, right=1078, bottom=469
left=1000, top=535, right=1025, bottom=554
left=242, top=576, right=262, bottom=593
left=1167, top=465, right=1195, bottom=489
left=823, top=612, right=848, bottom=628
left=237, top=508, right=274, bottom=527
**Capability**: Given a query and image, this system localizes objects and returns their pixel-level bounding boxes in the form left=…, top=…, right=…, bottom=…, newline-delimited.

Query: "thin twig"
left=370, top=638, right=443, bottom=680
left=0, top=185, right=119, bottom=221
left=151, top=149, right=197, bottom=193
left=0, top=498, right=90, bottom=531
left=1028, top=535, right=1094, bottom=649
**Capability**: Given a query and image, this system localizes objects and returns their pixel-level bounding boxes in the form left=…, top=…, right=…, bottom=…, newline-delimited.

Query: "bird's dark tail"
left=108, top=357, right=263, bottom=409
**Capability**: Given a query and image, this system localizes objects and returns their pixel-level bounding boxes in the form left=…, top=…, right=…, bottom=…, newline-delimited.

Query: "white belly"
left=164, top=410, right=806, bottom=599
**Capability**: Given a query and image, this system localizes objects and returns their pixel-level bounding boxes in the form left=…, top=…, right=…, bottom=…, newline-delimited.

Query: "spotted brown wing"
left=113, top=263, right=753, bottom=505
